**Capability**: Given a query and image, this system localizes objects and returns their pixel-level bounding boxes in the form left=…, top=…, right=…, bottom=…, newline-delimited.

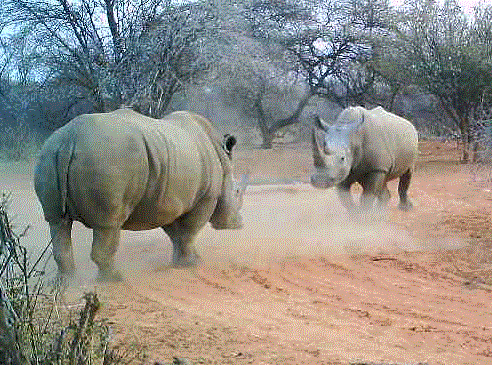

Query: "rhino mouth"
left=310, top=173, right=336, bottom=189
left=210, top=215, right=243, bottom=230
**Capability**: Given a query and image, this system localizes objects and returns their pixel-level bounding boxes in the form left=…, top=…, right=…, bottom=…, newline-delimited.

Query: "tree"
left=219, top=35, right=310, bottom=148
left=2, top=0, right=219, bottom=118
left=217, top=0, right=386, bottom=148
left=379, top=0, right=492, bottom=161
left=244, top=0, right=389, bottom=107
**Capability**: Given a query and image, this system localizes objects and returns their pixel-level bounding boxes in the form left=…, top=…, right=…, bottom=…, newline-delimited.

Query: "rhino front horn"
left=236, top=172, right=249, bottom=206
left=312, top=128, right=326, bottom=168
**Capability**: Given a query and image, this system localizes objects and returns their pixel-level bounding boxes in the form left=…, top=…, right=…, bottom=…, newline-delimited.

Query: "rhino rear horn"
left=314, top=115, right=330, bottom=131
left=235, top=172, right=249, bottom=208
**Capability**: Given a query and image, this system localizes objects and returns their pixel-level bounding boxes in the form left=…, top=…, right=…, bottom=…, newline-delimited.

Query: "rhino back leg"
left=91, top=227, right=123, bottom=281
left=163, top=197, right=217, bottom=266
left=50, top=219, right=75, bottom=279
left=398, top=169, right=413, bottom=211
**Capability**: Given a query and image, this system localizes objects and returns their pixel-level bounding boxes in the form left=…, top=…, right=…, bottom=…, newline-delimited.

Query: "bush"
left=0, top=193, right=121, bottom=364
left=0, top=122, right=41, bottom=161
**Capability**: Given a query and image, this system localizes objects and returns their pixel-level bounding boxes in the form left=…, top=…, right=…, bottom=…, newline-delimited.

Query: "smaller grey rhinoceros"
left=311, top=106, right=418, bottom=212
left=34, top=109, right=247, bottom=282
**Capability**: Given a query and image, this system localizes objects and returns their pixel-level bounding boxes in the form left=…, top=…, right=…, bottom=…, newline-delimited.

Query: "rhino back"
left=124, top=111, right=223, bottom=229
left=35, top=109, right=223, bottom=230
left=352, top=107, right=418, bottom=180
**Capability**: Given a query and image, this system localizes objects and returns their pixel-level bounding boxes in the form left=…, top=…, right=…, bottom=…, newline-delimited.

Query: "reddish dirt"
left=5, top=140, right=492, bottom=364
left=97, top=140, right=492, bottom=365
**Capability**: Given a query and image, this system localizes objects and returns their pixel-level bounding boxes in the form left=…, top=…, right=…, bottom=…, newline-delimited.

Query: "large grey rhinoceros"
left=34, top=109, right=247, bottom=281
left=311, top=106, right=418, bottom=212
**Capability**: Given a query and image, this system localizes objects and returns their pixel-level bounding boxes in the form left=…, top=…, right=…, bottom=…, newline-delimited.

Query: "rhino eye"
left=340, top=156, right=345, bottom=162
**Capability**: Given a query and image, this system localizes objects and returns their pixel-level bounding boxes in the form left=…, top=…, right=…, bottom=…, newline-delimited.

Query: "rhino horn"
left=314, top=115, right=330, bottom=131
left=236, top=172, right=249, bottom=208
left=312, top=128, right=326, bottom=168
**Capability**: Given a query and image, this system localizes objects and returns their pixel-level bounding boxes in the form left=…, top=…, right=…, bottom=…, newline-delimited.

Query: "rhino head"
left=311, top=116, right=355, bottom=189
left=210, top=134, right=248, bottom=229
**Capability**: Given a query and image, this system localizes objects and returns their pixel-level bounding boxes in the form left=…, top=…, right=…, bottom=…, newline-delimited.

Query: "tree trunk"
left=255, top=102, right=274, bottom=148
left=255, top=92, right=313, bottom=149
left=388, top=84, right=401, bottom=112
left=459, top=115, right=470, bottom=163
left=438, top=97, right=470, bottom=163
left=260, top=130, right=275, bottom=149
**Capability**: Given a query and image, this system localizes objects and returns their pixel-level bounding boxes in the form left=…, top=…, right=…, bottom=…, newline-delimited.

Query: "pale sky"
left=391, top=0, right=490, bottom=17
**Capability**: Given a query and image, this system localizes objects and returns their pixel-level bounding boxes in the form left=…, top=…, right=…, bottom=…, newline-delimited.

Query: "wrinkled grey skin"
left=311, top=106, right=418, bottom=213
left=34, top=109, right=247, bottom=282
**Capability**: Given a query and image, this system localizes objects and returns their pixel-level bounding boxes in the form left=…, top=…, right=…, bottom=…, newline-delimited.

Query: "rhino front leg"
left=336, top=180, right=357, bottom=213
left=163, top=222, right=201, bottom=267
left=360, top=171, right=387, bottom=211
left=398, top=169, right=413, bottom=211
left=163, top=198, right=216, bottom=266
left=91, top=227, right=123, bottom=282
left=50, top=219, right=75, bottom=280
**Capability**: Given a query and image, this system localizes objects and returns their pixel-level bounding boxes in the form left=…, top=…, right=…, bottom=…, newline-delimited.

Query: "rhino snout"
left=210, top=214, right=243, bottom=230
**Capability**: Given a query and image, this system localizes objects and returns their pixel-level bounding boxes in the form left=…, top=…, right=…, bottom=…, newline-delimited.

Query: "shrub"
left=0, top=122, right=41, bottom=161
left=0, top=193, right=121, bottom=364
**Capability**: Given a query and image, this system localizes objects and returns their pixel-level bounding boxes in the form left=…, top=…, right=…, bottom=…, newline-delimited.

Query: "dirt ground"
left=3, top=140, right=492, bottom=364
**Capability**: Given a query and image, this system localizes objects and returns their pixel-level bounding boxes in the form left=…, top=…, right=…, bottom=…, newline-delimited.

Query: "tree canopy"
left=0, top=0, right=491, bottom=154
left=1, top=0, right=220, bottom=116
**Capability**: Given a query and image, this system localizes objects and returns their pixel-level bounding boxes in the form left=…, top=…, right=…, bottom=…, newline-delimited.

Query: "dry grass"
left=0, top=193, right=123, bottom=364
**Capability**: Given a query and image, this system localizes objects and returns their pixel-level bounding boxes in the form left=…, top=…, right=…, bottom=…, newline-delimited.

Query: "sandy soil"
left=3, top=140, right=492, bottom=365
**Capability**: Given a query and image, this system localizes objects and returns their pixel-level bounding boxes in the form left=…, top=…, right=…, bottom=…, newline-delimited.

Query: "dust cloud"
left=2, top=166, right=421, bottom=284
left=193, top=184, right=420, bottom=267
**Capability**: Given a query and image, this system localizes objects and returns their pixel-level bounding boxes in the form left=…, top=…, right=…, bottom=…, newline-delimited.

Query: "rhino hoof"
left=96, top=269, right=123, bottom=282
left=173, top=254, right=201, bottom=268
left=398, top=201, right=413, bottom=211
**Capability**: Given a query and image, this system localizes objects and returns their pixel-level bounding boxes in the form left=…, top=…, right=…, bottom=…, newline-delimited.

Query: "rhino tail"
left=55, top=135, right=76, bottom=219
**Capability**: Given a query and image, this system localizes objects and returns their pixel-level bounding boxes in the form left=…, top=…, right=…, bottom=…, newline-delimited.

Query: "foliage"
left=217, top=0, right=387, bottom=147
left=1, top=0, right=220, bottom=118
left=243, top=0, right=389, bottom=107
left=376, top=0, right=492, bottom=161
left=0, top=0, right=491, bottom=152
left=0, top=194, right=121, bottom=364
left=0, top=120, right=40, bottom=161
left=121, top=2, right=222, bottom=118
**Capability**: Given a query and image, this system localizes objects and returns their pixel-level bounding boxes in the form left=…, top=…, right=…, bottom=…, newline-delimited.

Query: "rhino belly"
left=121, top=184, right=207, bottom=230
left=386, top=152, right=416, bottom=181
left=122, top=205, right=184, bottom=230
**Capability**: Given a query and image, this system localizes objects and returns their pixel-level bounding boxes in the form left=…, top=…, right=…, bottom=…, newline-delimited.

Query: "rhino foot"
left=173, top=253, right=201, bottom=268
left=96, top=269, right=123, bottom=282
left=398, top=201, right=413, bottom=212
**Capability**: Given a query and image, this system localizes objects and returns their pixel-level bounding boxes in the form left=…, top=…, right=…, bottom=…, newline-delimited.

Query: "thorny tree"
left=1, top=0, right=220, bottom=118
left=234, top=0, right=387, bottom=147
left=382, top=0, right=492, bottom=162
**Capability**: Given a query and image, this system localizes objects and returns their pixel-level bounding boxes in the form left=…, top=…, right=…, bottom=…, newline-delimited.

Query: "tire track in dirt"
left=98, top=252, right=492, bottom=364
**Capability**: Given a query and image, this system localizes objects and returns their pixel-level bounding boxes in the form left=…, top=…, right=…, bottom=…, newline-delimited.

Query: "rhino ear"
left=222, top=134, right=237, bottom=158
